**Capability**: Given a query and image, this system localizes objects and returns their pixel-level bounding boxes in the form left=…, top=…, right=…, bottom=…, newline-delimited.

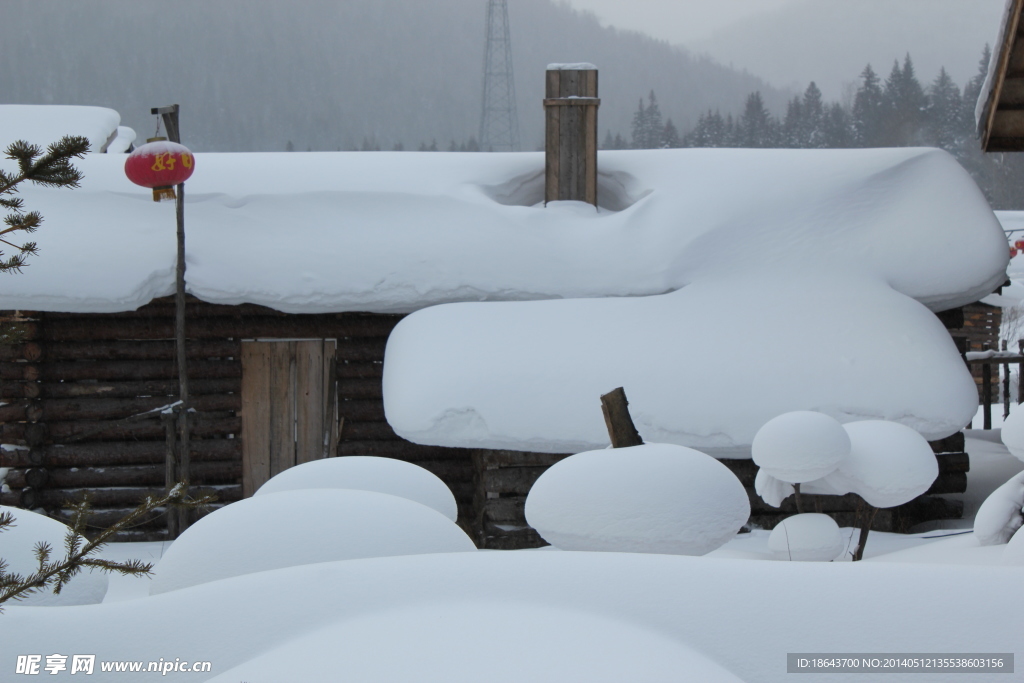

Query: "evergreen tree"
left=822, top=103, right=855, bottom=148
left=881, top=55, right=926, bottom=145
left=852, top=64, right=884, bottom=146
left=662, top=118, right=681, bottom=148
left=602, top=130, right=614, bottom=150
left=630, top=97, right=647, bottom=148
left=631, top=91, right=665, bottom=149
left=783, top=96, right=804, bottom=147
left=0, top=136, right=89, bottom=273
left=644, top=91, right=664, bottom=147
left=801, top=82, right=827, bottom=148
left=926, top=67, right=963, bottom=150
left=684, top=109, right=727, bottom=148
left=739, top=91, right=775, bottom=147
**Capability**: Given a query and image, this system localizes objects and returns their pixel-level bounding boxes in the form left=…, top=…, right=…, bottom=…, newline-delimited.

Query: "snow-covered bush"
left=751, top=416, right=938, bottom=560
left=753, top=417, right=938, bottom=510
left=254, top=455, right=458, bottom=522
left=1000, top=408, right=1024, bottom=463
left=0, top=506, right=107, bottom=606
left=525, top=443, right=749, bottom=555
left=973, top=471, right=1024, bottom=546
left=767, top=513, right=844, bottom=562
left=150, top=489, right=476, bottom=594
left=752, top=411, right=849, bottom=483
left=822, top=421, right=938, bottom=508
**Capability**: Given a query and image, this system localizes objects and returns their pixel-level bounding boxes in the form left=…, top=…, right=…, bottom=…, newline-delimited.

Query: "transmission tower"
left=480, top=0, right=521, bottom=152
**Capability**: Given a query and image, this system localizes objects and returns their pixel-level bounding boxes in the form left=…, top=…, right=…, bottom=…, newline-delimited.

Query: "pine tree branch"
left=0, top=483, right=216, bottom=610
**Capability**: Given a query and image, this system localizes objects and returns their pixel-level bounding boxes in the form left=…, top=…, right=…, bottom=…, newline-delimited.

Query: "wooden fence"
left=964, top=339, right=1024, bottom=429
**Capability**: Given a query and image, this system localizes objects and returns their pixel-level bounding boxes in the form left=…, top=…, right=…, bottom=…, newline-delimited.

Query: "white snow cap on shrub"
left=525, top=443, right=749, bottom=555
left=150, top=489, right=476, bottom=594
left=752, top=411, right=849, bottom=483
left=973, top=471, right=1024, bottom=546
left=254, top=455, right=458, bottom=522
left=823, top=421, right=938, bottom=508
left=754, top=469, right=795, bottom=508
left=0, top=506, right=108, bottom=606
left=1000, top=409, right=1024, bottom=463
left=768, top=513, right=844, bottom=562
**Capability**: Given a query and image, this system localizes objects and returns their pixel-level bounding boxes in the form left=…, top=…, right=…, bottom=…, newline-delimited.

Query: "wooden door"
left=241, top=340, right=338, bottom=497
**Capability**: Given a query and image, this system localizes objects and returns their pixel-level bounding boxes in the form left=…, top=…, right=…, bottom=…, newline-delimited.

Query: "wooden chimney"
left=544, top=64, right=599, bottom=207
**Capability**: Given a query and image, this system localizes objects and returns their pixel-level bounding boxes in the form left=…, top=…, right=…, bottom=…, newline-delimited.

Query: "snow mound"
left=207, top=599, right=744, bottom=683
left=999, top=407, right=1024, bottom=462
left=1003, top=524, right=1024, bottom=564
left=0, top=105, right=124, bottom=157
left=254, top=456, right=458, bottom=522
left=752, top=411, right=849, bottom=483
left=823, top=421, right=939, bottom=508
left=525, top=443, right=750, bottom=555
left=0, top=506, right=107, bottom=606
left=754, top=469, right=795, bottom=508
left=149, top=489, right=475, bottom=594
left=768, top=513, right=844, bottom=561
left=973, top=471, right=1024, bottom=545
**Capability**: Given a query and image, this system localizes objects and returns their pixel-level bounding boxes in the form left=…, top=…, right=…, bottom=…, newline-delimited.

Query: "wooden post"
left=982, top=342, right=992, bottom=430
left=544, top=64, right=599, bottom=207
left=1018, top=340, right=1023, bottom=405
left=1003, top=340, right=1011, bottom=421
left=600, top=387, right=643, bottom=448
left=153, top=104, right=190, bottom=536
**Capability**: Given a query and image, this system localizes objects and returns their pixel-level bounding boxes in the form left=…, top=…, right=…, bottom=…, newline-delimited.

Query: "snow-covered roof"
left=0, top=146, right=1008, bottom=315
left=378, top=148, right=1008, bottom=455
left=976, top=0, right=1024, bottom=149
left=0, top=104, right=135, bottom=155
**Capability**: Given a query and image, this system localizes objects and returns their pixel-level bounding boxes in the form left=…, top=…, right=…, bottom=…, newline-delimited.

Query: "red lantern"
left=1015, top=239, right=1024, bottom=251
left=125, top=137, right=195, bottom=202
left=1012, top=247, right=1019, bottom=258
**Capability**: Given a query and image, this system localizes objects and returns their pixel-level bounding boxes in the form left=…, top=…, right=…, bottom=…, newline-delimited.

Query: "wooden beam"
left=600, top=387, right=643, bottom=448
left=981, top=0, right=1024, bottom=150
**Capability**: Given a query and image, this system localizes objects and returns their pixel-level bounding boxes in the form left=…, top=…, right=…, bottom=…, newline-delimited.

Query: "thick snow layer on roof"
left=383, top=148, right=1005, bottom=454
left=0, top=147, right=1007, bottom=314
left=384, top=272, right=982, bottom=454
left=0, top=105, right=125, bottom=154
left=976, top=0, right=1017, bottom=131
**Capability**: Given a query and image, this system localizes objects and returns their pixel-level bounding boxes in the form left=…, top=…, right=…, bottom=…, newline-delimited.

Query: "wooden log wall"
left=0, top=297, right=478, bottom=540
left=946, top=303, right=1004, bottom=404
left=472, top=434, right=969, bottom=549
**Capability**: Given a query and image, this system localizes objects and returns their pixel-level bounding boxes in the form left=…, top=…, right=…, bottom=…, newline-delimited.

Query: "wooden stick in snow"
left=600, top=387, right=644, bottom=448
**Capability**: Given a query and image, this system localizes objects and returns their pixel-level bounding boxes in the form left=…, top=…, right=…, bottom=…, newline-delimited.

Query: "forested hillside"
left=0, top=0, right=787, bottom=152
left=617, top=48, right=1024, bottom=210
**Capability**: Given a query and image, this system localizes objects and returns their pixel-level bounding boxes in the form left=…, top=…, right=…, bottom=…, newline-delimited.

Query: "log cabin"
left=0, top=96, right=1008, bottom=546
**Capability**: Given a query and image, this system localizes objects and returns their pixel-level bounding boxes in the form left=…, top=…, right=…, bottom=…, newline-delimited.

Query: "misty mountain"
left=0, top=0, right=789, bottom=152
left=691, top=0, right=1004, bottom=104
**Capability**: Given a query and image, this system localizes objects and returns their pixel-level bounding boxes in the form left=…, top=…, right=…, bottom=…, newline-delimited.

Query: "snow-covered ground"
left=2, top=437, right=1021, bottom=683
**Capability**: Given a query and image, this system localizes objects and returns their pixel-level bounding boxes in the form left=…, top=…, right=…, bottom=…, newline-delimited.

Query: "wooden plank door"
left=241, top=339, right=338, bottom=497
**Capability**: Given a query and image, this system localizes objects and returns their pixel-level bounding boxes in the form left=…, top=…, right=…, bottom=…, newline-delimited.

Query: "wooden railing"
left=964, top=340, right=1024, bottom=429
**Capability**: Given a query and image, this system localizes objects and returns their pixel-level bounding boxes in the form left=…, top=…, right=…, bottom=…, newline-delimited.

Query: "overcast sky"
left=562, top=0, right=1006, bottom=101
left=563, top=0, right=800, bottom=45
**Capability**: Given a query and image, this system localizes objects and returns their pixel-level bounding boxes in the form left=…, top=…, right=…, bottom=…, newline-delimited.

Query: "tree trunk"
left=600, top=387, right=644, bottom=448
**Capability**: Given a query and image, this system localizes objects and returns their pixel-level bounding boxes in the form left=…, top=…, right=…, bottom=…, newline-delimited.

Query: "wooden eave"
left=982, top=0, right=1024, bottom=151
